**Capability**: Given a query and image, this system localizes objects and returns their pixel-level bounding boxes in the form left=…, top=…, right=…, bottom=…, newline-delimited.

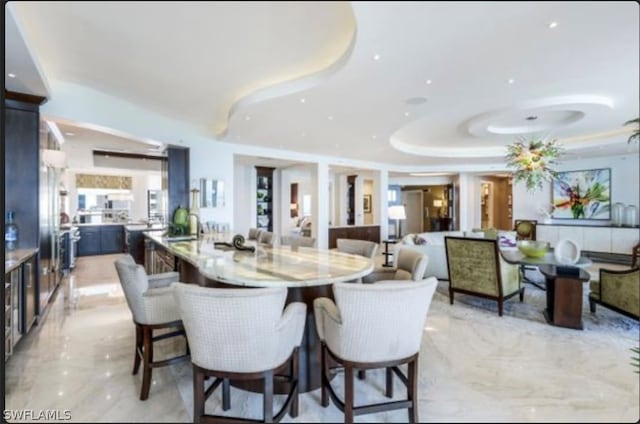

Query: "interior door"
left=402, top=190, right=423, bottom=235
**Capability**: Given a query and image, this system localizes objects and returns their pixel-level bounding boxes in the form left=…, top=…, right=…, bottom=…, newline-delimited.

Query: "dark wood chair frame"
left=589, top=268, right=640, bottom=321
left=192, top=347, right=299, bottom=423
left=320, top=342, right=420, bottom=424
left=445, top=237, right=525, bottom=316
left=133, top=320, right=190, bottom=400
left=632, top=243, right=640, bottom=269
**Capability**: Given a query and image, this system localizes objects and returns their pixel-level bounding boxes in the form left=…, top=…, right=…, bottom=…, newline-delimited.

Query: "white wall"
left=513, top=153, right=640, bottom=225
left=233, top=162, right=254, bottom=238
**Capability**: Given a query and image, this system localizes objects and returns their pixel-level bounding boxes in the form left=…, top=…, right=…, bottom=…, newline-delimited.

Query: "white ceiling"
left=6, top=1, right=639, bottom=170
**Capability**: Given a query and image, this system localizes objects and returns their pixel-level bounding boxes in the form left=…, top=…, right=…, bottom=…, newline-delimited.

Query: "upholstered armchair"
left=589, top=268, right=640, bottom=320
left=444, top=236, right=524, bottom=316
left=114, top=255, right=189, bottom=400
left=172, top=283, right=306, bottom=423
left=363, top=248, right=429, bottom=283
left=313, top=279, right=438, bottom=424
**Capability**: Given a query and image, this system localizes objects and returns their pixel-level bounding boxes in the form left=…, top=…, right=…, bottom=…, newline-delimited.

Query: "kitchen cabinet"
left=77, top=225, right=124, bottom=256
left=101, top=225, right=124, bottom=254
left=163, top=147, right=189, bottom=223
left=4, top=251, right=38, bottom=362
left=537, top=224, right=640, bottom=257
left=78, top=226, right=101, bottom=256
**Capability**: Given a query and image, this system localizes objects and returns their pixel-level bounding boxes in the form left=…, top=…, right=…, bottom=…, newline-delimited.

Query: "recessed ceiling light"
left=8, top=73, right=16, bottom=78
left=373, top=54, right=381, bottom=61
left=300, top=98, right=306, bottom=103
left=371, top=135, right=377, bottom=140
left=425, top=79, right=432, bottom=85
left=301, top=132, right=307, bottom=137
left=507, top=79, right=515, bottom=84
left=244, top=115, right=251, bottom=121
left=548, top=21, right=558, bottom=29
left=406, top=97, right=427, bottom=105
left=327, top=116, right=333, bottom=121
left=335, top=143, right=340, bottom=147
left=404, top=112, right=410, bottom=117
left=65, top=132, right=75, bottom=136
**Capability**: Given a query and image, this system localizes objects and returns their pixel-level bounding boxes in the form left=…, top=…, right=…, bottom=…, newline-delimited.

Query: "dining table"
left=144, top=232, right=374, bottom=393
left=501, top=248, right=593, bottom=330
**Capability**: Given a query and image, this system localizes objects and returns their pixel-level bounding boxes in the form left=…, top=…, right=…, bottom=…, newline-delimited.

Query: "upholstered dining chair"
left=258, top=231, right=275, bottom=246
left=248, top=227, right=261, bottom=241
left=314, top=278, right=438, bottom=424
left=589, top=268, right=640, bottom=320
left=336, top=238, right=378, bottom=259
left=114, top=255, right=189, bottom=400
left=632, top=243, right=640, bottom=269
left=363, top=248, right=429, bottom=283
left=280, top=235, right=317, bottom=248
left=172, top=283, right=306, bottom=423
left=445, top=236, right=524, bottom=316
left=514, top=219, right=537, bottom=241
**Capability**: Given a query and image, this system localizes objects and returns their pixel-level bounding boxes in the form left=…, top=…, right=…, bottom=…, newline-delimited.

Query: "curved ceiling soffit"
left=389, top=95, right=621, bottom=158
left=216, top=24, right=357, bottom=138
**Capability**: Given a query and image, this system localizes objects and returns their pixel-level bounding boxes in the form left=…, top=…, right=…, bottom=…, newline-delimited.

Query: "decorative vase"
left=624, top=205, right=638, bottom=227
left=612, top=202, right=625, bottom=226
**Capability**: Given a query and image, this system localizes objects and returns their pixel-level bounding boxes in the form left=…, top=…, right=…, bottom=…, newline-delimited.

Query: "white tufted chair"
left=114, top=255, right=189, bottom=400
left=258, top=231, right=275, bottom=246
left=336, top=238, right=378, bottom=259
left=280, top=235, right=317, bottom=248
left=248, top=227, right=261, bottom=241
left=314, top=278, right=438, bottom=424
left=172, top=283, right=306, bottom=423
left=363, top=248, right=429, bottom=284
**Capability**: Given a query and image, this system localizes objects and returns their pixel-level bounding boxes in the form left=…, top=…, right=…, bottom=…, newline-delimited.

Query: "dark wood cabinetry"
left=4, top=94, right=45, bottom=250
left=256, top=166, right=275, bottom=232
left=77, top=225, right=124, bottom=256
left=101, top=225, right=124, bottom=253
left=347, top=175, right=357, bottom=225
left=126, top=230, right=146, bottom=264
left=163, top=147, right=189, bottom=223
left=328, top=225, right=380, bottom=249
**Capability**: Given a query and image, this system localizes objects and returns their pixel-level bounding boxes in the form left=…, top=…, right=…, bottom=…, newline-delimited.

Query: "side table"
left=382, top=239, right=399, bottom=267
left=539, top=264, right=591, bottom=330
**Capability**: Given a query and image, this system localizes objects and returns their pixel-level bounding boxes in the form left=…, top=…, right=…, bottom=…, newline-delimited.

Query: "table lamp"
left=388, top=205, right=406, bottom=238
left=433, top=199, right=443, bottom=217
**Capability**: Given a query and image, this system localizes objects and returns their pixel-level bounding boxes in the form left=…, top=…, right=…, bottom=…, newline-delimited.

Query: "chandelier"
left=506, top=136, right=563, bottom=192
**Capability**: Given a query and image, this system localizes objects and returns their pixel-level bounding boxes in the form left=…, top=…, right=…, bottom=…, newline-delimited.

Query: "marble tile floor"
left=4, top=253, right=639, bottom=423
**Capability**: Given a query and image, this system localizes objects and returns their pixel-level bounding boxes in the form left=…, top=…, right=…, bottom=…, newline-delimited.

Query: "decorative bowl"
left=517, top=240, right=550, bottom=258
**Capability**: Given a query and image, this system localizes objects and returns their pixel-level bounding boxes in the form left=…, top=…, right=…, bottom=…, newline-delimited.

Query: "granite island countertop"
left=144, top=232, right=373, bottom=288
left=5, top=248, right=39, bottom=273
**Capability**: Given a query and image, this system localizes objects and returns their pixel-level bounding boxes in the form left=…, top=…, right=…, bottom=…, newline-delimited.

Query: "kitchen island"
left=144, top=232, right=373, bottom=393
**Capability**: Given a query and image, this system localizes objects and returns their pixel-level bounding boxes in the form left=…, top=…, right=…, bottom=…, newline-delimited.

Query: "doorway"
left=402, top=190, right=423, bottom=235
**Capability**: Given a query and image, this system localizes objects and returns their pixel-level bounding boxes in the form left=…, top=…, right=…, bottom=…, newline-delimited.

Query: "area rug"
left=434, top=278, right=639, bottom=334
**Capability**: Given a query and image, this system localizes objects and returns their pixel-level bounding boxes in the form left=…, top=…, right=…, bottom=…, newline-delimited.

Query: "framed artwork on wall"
left=363, top=194, right=372, bottom=213
left=551, top=168, right=610, bottom=220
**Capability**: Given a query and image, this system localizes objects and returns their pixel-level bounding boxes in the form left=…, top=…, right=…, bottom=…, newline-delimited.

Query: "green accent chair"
left=514, top=220, right=537, bottom=241
left=445, top=236, right=524, bottom=316
left=589, top=268, right=640, bottom=320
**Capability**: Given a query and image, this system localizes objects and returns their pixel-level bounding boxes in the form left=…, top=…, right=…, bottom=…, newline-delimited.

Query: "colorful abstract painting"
left=552, top=168, right=611, bottom=220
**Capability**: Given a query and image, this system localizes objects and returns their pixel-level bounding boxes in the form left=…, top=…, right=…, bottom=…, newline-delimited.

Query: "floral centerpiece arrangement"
left=506, top=136, right=563, bottom=192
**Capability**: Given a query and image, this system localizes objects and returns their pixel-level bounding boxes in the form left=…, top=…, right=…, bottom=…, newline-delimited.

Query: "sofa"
left=393, top=229, right=517, bottom=280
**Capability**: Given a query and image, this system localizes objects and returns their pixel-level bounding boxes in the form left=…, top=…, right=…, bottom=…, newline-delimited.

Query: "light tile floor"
left=4, top=251, right=639, bottom=423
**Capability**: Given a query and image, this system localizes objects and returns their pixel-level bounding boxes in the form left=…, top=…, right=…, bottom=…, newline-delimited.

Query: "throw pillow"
left=402, top=233, right=415, bottom=245
left=413, top=235, right=427, bottom=245
left=497, top=230, right=517, bottom=247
